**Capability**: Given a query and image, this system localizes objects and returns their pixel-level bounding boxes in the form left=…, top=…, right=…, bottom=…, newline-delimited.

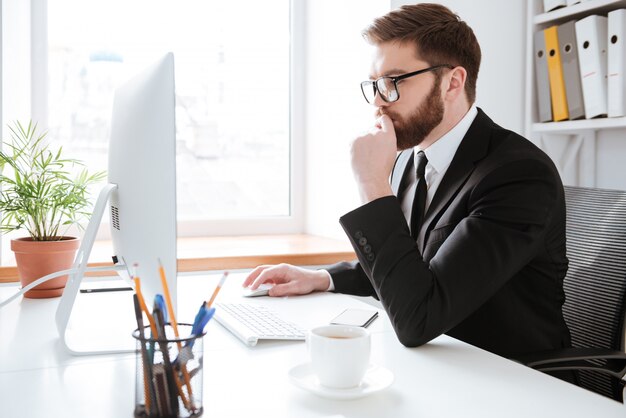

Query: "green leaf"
left=0, top=120, right=107, bottom=240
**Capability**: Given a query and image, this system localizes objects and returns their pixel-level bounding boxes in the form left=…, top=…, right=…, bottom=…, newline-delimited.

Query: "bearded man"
left=243, top=3, right=572, bottom=377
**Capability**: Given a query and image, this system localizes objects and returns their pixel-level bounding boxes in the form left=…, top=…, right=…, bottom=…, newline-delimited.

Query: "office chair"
left=516, top=186, right=626, bottom=402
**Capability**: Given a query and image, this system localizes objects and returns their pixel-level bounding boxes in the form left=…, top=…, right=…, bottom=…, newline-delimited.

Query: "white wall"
left=302, top=0, right=527, bottom=239
left=2, top=0, right=31, bottom=130
left=303, top=0, right=390, bottom=239
left=596, top=134, right=626, bottom=190
left=392, top=0, right=527, bottom=134
left=0, top=1, right=3, bottom=131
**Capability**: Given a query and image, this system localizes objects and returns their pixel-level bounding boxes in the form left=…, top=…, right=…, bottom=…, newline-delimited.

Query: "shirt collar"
left=415, top=105, right=478, bottom=174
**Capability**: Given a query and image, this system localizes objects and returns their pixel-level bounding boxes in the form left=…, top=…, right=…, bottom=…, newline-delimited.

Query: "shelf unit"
left=524, top=0, right=626, bottom=187
left=534, top=0, right=626, bottom=24
left=532, top=115, right=626, bottom=133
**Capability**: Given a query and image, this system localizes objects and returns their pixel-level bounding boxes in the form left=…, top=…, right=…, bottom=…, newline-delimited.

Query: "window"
left=3, top=0, right=301, bottom=244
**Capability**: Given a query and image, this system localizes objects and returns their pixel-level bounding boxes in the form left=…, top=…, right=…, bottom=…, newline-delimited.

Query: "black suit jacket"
left=328, top=109, right=571, bottom=358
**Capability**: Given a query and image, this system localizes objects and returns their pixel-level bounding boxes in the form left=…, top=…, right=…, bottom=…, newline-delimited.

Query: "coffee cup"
left=308, top=325, right=371, bottom=389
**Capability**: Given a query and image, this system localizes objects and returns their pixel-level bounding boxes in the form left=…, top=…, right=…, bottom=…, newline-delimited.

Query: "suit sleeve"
left=336, top=158, right=559, bottom=347
left=326, top=260, right=377, bottom=297
left=324, top=150, right=411, bottom=299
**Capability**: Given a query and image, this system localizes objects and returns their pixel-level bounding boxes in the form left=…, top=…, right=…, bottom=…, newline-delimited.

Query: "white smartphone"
left=329, top=308, right=378, bottom=328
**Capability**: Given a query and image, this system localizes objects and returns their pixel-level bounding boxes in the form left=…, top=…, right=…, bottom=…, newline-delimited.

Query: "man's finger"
left=251, top=265, right=287, bottom=289
left=242, top=265, right=270, bottom=287
left=378, top=114, right=393, bottom=133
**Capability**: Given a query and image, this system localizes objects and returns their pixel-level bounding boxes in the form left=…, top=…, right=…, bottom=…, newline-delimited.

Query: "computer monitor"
left=55, top=52, right=178, bottom=355
left=108, top=52, right=177, bottom=306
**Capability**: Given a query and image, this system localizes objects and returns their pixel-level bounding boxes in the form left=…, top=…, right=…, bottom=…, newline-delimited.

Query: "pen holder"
left=132, top=323, right=205, bottom=418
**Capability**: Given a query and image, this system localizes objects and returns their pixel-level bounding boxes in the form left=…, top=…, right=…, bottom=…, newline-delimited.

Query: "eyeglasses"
left=360, top=64, right=453, bottom=104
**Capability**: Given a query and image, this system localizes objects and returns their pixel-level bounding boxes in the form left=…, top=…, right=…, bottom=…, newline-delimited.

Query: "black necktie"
left=410, top=151, right=428, bottom=240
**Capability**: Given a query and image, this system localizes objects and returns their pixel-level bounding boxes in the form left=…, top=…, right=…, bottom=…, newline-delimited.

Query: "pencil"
left=158, top=259, right=195, bottom=411
left=157, top=258, right=178, bottom=335
left=172, top=367, right=190, bottom=410
left=134, top=277, right=158, bottom=337
left=207, top=271, right=229, bottom=307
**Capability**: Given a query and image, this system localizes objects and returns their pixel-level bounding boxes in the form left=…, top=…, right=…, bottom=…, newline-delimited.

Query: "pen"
left=191, top=304, right=216, bottom=336
left=207, top=271, right=229, bottom=307
left=133, top=294, right=156, bottom=416
left=154, top=294, right=168, bottom=323
left=80, top=286, right=133, bottom=293
left=153, top=307, right=179, bottom=417
left=133, top=274, right=159, bottom=408
left=149, top=303, right=189, bottom=415
left=158, top=259, right=195, bottom=412
left=177, top=303, right=215, bottom=363
left=174, top=303, right=215, bottom=367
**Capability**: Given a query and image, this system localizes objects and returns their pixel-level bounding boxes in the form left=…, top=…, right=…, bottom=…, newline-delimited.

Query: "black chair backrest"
left=563, top=186, right=626, bottom=400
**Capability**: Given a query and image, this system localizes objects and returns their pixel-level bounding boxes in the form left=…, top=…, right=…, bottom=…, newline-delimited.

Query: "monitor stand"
left=55, top=183, right=136, bottom=355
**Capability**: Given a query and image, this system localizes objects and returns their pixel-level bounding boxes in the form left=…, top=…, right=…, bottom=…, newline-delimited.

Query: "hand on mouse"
left=242, top=264, right=330, bottom=297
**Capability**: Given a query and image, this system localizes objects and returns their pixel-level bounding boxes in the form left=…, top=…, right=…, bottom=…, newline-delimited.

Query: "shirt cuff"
left=321, top=269, right=335, bottom=291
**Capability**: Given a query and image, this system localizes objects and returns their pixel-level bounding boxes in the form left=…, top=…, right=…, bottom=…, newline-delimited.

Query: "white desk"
left=1, top=272, right=624, bottom=418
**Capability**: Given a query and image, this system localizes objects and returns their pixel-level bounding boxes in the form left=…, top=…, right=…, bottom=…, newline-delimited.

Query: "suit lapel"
left=391, top=150, right=414, bottom=197
left=417, top=109, right=494, bottom=250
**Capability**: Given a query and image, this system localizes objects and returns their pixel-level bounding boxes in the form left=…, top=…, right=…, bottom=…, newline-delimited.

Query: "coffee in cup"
left=308, top=325, right=371, bottom=389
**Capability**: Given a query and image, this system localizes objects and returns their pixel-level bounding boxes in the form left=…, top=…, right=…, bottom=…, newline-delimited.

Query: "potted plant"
left=0, top=121, right=105, bottom=298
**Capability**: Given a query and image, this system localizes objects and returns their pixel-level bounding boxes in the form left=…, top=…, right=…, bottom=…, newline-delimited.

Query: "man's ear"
left=444, top=66, right=467, bottom=101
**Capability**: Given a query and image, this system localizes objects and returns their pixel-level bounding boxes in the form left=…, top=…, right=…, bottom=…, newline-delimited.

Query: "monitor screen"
left=108, top=52, right=178, bottom=310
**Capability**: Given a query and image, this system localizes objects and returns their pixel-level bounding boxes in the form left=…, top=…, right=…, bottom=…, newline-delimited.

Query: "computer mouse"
left=242, top=283, right=274, bottom=297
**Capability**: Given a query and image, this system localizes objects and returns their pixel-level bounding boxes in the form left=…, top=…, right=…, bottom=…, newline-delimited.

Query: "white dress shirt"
left=400, top=105, right=478, bottom=229
left=326, top=105, right=478, bottom=291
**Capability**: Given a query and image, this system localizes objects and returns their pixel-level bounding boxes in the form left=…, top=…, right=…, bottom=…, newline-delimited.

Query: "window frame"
left=26, top=0, right=304, bottom=240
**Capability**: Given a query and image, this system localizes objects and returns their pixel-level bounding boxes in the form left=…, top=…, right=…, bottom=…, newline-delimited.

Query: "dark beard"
left=377, top=77, right=444, bottom=151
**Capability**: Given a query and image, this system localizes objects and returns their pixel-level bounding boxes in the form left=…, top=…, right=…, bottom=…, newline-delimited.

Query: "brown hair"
left=363, top=3, right=481, bottom=104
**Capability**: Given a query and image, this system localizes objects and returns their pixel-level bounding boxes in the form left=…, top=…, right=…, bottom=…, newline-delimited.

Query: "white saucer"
left=288, top=363, right=394, bottom=400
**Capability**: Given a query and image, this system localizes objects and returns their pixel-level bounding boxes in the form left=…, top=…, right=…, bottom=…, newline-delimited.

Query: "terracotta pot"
left=11, top=237, right=80, bottom=299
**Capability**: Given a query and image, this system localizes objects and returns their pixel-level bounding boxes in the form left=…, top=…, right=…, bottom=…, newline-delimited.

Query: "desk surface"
left=0, top=273, right=624, bottom=418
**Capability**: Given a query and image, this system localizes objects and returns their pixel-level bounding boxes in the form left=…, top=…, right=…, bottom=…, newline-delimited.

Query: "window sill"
left=0, top=234, right=356, bottom=283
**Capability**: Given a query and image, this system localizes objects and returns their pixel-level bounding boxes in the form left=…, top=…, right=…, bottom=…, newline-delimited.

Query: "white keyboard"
left=214, top=302, right=306, bottom=346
